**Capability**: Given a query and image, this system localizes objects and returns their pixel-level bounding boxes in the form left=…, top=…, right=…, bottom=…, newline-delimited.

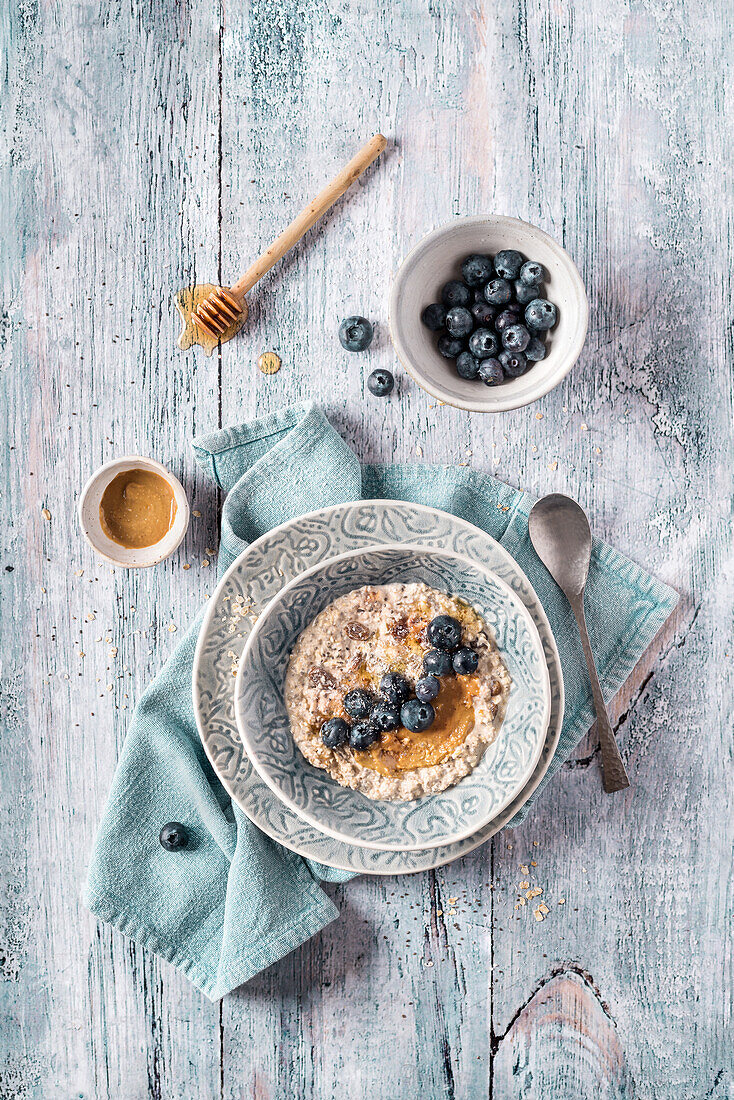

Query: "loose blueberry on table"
left=367, top=368, right=394, bottom=397
left=420, top=250, right=558, bottom=385
left=338, top=315, right=374, bottom=352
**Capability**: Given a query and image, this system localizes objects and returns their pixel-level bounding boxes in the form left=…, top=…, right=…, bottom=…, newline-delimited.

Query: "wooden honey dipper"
left=185, top=134, right=387, bottom=344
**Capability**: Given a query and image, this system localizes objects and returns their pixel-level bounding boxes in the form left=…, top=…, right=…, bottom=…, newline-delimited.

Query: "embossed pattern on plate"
left=193, top=501, right=565, bottom=874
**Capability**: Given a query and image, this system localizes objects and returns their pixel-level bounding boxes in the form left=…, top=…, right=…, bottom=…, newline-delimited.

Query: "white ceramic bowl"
left=389, top=215, right=588, bottom=413
left=234, top=543, right=551, bottom=852
left=78, top=455, right=190, bottom=567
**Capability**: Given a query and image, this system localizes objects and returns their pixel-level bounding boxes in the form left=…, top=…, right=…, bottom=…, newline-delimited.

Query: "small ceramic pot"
left=78, top=455, right=190, bottom=568
left=389, top=214, right=588, bottom=413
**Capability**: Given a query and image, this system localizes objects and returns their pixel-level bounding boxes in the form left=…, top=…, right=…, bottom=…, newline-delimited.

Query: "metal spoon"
left=528, top=494, right=630, bottom=793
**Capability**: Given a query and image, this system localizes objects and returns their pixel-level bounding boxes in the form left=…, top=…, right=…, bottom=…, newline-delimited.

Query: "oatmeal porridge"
left=284, top=582, right=511, bottom=801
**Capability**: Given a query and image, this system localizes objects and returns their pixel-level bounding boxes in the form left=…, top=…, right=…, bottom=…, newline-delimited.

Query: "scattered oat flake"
left=580, top=423, right=588, bottom=431
left=183, top=563, right=191, bottom=570
left=535, top=412, right=543, bottom=420
left=192, top=509, right=202, bottom=518
left=538, top=902, right=549, bottom=915
left=168, top=624, right=177, bottom=633
left=75, top=570, right=84, bottom=577
left=558, top=898, right=565, bottom=905
left=520, top=865, right=529, bottom=874
left=533, top=841, right=539, bottom=847
left=548, top=460, right=558, bottom=471
left=533, top=908, right=545, bottom=922
left=201, top=559, right=210, bottom=568
left=86, top=613, right=96, bottom=622
left=42, top=508, right=51, bottom=520
left=519, top=880, right=530, bottom=890
left=109, top=647, right=118, bottom=657
left=206, top=547, right=215, bottom=556
left=530, top=860, right=537, bottom=867
left=416, top=445, right=423, bottom=457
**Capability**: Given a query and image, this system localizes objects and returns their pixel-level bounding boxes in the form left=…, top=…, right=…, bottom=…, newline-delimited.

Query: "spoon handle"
left=570, top=595, right=631, bottom=793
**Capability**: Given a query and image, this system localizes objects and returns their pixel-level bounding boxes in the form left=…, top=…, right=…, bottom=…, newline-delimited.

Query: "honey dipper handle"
left=230, top=133, right=387, bottom=299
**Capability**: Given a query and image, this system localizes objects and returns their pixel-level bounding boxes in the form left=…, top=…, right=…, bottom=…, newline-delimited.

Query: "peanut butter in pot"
left=99, top=469, right=177, bottom=549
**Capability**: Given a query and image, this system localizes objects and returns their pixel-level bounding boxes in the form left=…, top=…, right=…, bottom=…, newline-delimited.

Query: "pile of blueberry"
left=320, top=614, right=478, bottom=751
left=421, top=250, right=557, bottom=385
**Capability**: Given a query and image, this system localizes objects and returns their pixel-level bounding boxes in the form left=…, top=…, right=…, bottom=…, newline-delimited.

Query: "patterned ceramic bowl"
left=234, top=544, right=551, bottom=852
left=389, top=215, right=588, bottom=413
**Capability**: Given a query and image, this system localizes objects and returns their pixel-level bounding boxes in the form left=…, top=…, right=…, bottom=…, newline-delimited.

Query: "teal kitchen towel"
left=85, top=402, right=678, bottom=999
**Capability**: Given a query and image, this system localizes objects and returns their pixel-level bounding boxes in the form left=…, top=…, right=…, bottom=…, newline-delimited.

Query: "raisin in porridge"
left=284, top=582, right=511, bottom=801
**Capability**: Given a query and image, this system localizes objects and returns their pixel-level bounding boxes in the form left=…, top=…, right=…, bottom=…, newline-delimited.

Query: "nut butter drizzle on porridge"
left=284, top=582, right=511, bottom=802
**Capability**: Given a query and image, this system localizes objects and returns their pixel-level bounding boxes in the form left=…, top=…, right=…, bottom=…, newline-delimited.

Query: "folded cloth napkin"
left=85, top=402, right=678, bottom=999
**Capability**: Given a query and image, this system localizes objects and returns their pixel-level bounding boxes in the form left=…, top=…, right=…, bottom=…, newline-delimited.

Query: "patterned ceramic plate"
left=192, top=501, right=565, bottom=875
left=235, top=544, right=551, bottom=851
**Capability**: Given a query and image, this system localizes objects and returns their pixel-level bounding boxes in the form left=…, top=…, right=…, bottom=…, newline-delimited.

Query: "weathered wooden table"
left=3, top=0, right=732, bottom=1096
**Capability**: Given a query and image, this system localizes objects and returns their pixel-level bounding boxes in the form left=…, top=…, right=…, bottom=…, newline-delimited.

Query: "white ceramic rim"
left=192, top=500, right=565, bottom=874
left=388, top=214, right=589, bottom=413
left=233, top=540, right=552, bottom=851
left=77, top=455, right=190, bottom=568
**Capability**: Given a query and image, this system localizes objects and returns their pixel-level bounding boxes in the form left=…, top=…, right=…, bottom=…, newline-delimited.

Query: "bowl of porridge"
left=234, top=544, right=551, bottom=852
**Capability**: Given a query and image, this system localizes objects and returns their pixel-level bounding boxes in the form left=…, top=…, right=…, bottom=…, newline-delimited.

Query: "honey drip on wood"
left=175, top=283, right=247, bottom=356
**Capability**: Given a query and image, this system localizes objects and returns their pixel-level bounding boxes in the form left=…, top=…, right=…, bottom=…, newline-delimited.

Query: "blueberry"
left=421, top=303, right=447, bottom=331
left=400, top=698, right=436, bottom=733
left=339, top=316, right=373, bottom=352
left=520, top=260, right=545, bottom=285
left=321, top=717, right=350, bottom=748
left=371, top=701, right=401, bottom=732
left=349, top=721, right=380, bottom=750
left=344, top=688, right=374, bottom=719
left=478, top=358, right=504, bottom=386
left=468, top=328, right=499, bottom=360
left=416, top=675, right=440, bottom=702
left=524, top=298, right=557, bottom=332
left=525, top=336, right=547, bottom=362
left=499, top=349, right=528, bottom=377
left=461, top=253, right=494, bottom=287
left=455, top=351, right=481, bottom=380
left=379, top=672, right=412, bottom=705
left=160, top=822, right=189, bottom=851
left=483, top=278, right=513, bottom=306
left=502, top=324, right=530, bottom=352
left=437, top=335, right=465, bottom=359
left=367, top=369, right=394, bottom=397
left=471, top=299, right=496, bottom=326
left=494, top=307, right=521, bottom=334
left=445, top=306, right=474, bottom=338
left=441, top=280, right=472, bottom=309
left=494, top=250, right=524, bottom=280
left=514, top=280, right=539, bottom=305
left=427, top=614, right=462, bottom=651
left=452, top=647, right=479, bottom=674
left=423, top=649, right=453, bottom=676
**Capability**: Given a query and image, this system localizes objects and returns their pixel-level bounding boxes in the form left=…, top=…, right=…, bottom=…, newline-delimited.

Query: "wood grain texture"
left=2, top=0, right=732, bottom=1096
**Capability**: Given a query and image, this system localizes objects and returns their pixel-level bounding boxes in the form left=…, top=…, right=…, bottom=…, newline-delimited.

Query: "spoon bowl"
left=527, top=494, right=592, bottom=598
